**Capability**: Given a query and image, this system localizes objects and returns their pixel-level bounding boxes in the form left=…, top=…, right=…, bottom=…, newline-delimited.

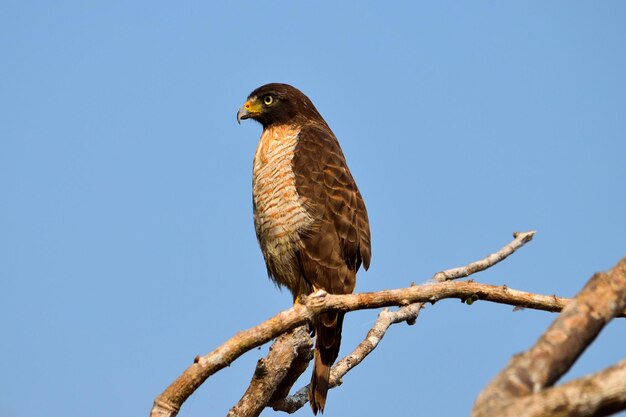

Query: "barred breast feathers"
left=252, top=125, right=312, bottom=291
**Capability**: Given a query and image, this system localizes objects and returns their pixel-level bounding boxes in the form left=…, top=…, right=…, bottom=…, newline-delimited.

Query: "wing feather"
left=292, top=124, right=371, bottom=293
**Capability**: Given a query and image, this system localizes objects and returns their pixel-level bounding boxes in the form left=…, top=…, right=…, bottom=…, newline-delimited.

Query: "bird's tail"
left=310, top=311, right=344, bottom=414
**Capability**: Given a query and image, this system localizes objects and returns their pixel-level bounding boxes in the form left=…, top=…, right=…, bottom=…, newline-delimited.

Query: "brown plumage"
left=237, top=83, right=371, bottom=414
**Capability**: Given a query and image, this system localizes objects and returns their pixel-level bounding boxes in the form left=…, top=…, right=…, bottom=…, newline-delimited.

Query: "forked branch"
left=150, top=231, right=625, bottom=417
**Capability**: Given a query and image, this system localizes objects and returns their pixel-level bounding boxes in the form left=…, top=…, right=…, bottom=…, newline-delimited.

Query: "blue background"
left=2, top=2, right=625, bottom=416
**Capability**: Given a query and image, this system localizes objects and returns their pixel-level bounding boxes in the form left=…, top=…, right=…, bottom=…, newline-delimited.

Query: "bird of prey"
left=237, top=83, right=371, bottom=414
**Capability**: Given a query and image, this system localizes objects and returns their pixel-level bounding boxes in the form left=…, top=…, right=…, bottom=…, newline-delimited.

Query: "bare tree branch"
left=495, top=359, right=626, bottom=417
left=157, top=232, right=534, bottom=416
left=272, top=303, right=423, bottom=413
left=432, top=230, right=536, bottom=282
left=152, top=281, right=626, bottom=417
left=268, top=334, right=314, bottom=405
left=150, top=231, right=625, bottom=417
left=226, top=326, right=312, bottom=417
left=262, top=231, right=537, bottom=413
left=472, top=257, right=626, bottom=417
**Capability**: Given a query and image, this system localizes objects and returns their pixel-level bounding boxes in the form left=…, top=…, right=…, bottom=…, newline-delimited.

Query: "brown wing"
left=292, top=124, right=371, bottom=414
left=293, top=124, right=371, bottom=288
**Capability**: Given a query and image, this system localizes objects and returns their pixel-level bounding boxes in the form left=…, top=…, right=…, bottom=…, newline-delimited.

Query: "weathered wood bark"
left=472, top=257, right=626, bottom=417
left=226, top=326, right=312, bottom=417
left=491, top=359, right=626, bottom=417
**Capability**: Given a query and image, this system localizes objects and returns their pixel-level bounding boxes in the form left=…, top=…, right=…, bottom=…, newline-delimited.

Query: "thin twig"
left=432, top=230, right=536, bottom=282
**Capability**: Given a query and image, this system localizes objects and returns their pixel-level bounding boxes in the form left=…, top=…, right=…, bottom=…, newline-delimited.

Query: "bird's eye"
left=263, top=95, right=274, bottom=105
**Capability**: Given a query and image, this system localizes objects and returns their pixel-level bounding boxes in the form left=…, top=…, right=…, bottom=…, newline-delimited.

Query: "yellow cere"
left=244, top=98, right=263, bottom=114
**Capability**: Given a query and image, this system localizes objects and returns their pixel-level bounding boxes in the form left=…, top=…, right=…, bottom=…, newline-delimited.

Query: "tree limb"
left=472, top=257, right=626, bottom=417
left=226, top=326, right=312, bottom=417
left=150, top=231, right=625, bottom=417
left=495, top=359, right=626, bottom=417
left=268, top=333, right=314, bottom=405
left=272, top=303, right=423, bottom=413
left=151, top=281, right=626, bottom=417
left=239, top=231, right=537, bottom=414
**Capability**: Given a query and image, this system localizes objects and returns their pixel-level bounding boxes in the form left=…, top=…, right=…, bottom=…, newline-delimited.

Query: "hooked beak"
left=237, top=98, right=263, bottom=124
left=237, top=106, right=251, bottom=125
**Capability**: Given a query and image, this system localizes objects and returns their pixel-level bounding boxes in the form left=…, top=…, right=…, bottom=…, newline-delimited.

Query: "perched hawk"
left=237, top=83, right=371, bottom=414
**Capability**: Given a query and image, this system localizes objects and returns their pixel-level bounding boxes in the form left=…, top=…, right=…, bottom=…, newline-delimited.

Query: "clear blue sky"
left=2, top=2, right=625, bottom=417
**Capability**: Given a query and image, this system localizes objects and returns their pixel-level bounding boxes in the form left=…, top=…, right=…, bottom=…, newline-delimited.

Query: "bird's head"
left=237, top=83, right=323, bottom=128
